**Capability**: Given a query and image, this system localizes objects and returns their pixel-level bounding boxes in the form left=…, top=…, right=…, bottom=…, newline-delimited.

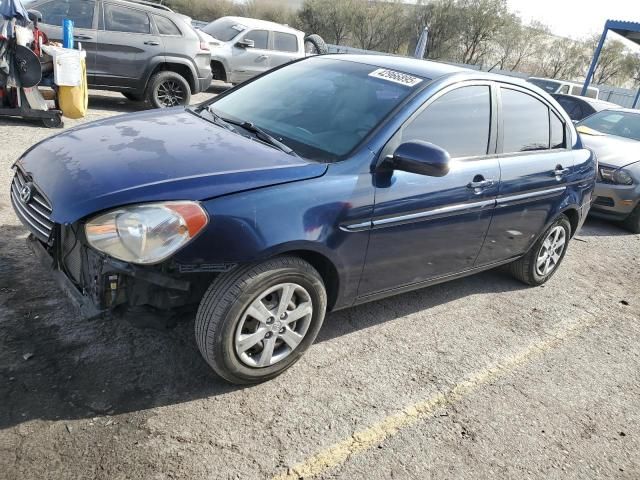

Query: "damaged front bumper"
left=27, top=229, right=196, bottom=320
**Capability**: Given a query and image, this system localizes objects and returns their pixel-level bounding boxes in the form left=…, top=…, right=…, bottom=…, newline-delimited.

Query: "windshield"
left=578, top=110, right=640, bottom=141
left=528, top=79, right=562, bottom=93
left=202, top=18, right=246, bottom=41
left=208, top=57, right=425, bottom=162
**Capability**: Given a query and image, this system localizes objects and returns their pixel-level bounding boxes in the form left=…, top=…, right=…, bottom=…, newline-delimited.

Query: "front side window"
left=402, top=86, right=491, bottom=158
left=501, top=88, right=549, bottom=152
left=154, top=15, right=181, bottom=36
left=273, top=32, right=298, bottom=52
left=243, top=30, right=268, bottom=49
left=103, top=4, right=150, bottom=34
left=208, top=58, right=423, bottom=162
left=38, top=0, right=95, bottom=29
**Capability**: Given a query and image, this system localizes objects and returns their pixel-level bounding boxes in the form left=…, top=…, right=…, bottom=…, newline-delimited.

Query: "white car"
left=200, top=16, right=327, bottom=85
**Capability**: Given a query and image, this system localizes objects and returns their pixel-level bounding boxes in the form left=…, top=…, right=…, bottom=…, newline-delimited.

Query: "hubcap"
left=535, top=225, right=566, bottom=277
left=156, top=80, right=185, bottom=107
left=235, top=283, right=313, bottom=368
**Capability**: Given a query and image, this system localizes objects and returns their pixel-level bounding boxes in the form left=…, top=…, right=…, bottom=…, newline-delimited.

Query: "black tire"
left=304, top=34, right=328, bottom=55
left=41, top=115, right=63, bottom=128
left=210, top=61, right=226, bottom=83
left=122, top=92, right=144, bottom=102
left=507, top=215, right=572, bottom=286
left=195, top=256, right=327, bottom=384
left=623, top=205, right=640, bottom=234
left=146, top=71, right=191, bottom=109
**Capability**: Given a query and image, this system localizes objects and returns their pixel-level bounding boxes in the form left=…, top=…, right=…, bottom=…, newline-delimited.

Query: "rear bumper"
left=27, top=234, right=104, bottom=319
left=195, top=72, right=213, bottom=94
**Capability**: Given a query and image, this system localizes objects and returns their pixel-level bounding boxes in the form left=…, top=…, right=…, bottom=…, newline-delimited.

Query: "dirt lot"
left=1, top=90, right=639, bottom=480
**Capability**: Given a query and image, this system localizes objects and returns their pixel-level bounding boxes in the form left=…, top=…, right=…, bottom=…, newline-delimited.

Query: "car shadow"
left=0, top=223, right=529, bottom=429
left=578, top=216, right=633, bottom=237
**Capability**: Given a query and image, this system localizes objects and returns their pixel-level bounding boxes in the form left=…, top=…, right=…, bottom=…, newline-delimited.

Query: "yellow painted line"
left=273, top=315, right=596, bottom=480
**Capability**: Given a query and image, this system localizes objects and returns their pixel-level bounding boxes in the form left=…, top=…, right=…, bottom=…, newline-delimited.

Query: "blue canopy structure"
left=582, top=20, right=640, bottom=108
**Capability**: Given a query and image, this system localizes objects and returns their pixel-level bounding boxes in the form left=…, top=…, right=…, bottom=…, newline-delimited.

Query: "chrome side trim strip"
left=372, top=198, right=495, bottom=229
left=496, top=186, right=566, bottom=207
left=339, top=221, right=373, bottom=233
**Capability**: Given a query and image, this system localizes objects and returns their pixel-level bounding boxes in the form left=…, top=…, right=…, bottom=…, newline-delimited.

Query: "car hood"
left=16, top=108, right=328, bottom=224
left=577, top=127, right=640, bottom=169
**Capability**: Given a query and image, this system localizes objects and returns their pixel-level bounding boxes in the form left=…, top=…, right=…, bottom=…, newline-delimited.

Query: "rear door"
left=475, top=85, right=574, bottom=266
left=35, top=0, right=97, bottom=78
left=268, top=31, right=300, bottom=68
left=94, top=2, right=162, bottom=89
left=359, top=83, right=500, bottom=296
left=229, top=29, right=270, bottom=83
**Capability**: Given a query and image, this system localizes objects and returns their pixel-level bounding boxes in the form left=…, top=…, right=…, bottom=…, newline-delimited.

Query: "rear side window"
left=38, top=0, right=95, bottom=29
left=273, top=32, right=298, bottom=52
left=243, top=30, right=268, bottom=49
left=103, top=4, right=150, bottom=34
left=550, top=111, right=565, bottom=149
left=402, top=86, right=491, bottom=158
left=501, top=88, right=549, bottom=152
left=154, top=15, right=181, bottom=36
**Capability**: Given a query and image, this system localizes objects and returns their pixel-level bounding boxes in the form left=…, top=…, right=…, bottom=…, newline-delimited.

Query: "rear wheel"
left=146, top=71, right=191, bottom=109
left=195, top=256, right=327, bottom=384
left=507, top=215, right=572, bottom=286
left=623, top=205, right=640, bottom=233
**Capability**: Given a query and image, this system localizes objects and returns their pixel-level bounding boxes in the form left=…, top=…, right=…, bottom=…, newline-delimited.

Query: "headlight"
left=85, top=202, right=209, bottom=264
left=599, top=166, right=634, bottom=185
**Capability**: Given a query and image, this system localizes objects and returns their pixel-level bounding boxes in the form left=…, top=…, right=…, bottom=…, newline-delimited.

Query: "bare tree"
left=297, top=0, right=356, bottom=45
left=457, top=0, right=509, bottom=65
left=589, top=37, right=629, bottom=85
left=489, top=17, right=548, bottom=72
left=536, top=37, right=588, bottom=80
left=241, top=0, right=295, bottom=25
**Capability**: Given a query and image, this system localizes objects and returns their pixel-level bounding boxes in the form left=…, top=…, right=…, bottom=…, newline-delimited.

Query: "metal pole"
left=582, top=22, right=609, bottom=96
left=414, top=27, right=429, bottom=59
left=633, top=88, right=640, bottom=109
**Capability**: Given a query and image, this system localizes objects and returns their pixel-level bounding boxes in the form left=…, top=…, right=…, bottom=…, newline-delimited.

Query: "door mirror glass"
left=388, top=141, right=450, bottom=177
left=237, top=38, right=255, bottom=48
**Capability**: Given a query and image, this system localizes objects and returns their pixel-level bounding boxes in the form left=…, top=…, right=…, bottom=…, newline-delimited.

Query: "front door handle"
left=554, top=165, right=569, bottom=176
left=257, top=55, right=269, bottom=60
left=74, top=34, right=93, bottom=40
left=467, top=177, right=496, bottom=191
left=144, top=40, right=160, bottom=46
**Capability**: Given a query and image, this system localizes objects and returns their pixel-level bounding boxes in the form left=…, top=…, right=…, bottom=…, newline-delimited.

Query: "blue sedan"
left=11, top=55, right=596, bottom=383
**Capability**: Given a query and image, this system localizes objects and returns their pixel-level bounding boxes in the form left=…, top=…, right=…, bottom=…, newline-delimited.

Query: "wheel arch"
left=561, top=206, right=580, bottom=237
left=145, top=59, right=197, bottom=93
left=210, top=60, right=227, bottom=83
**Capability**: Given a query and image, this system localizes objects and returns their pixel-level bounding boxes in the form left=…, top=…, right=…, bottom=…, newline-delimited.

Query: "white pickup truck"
left=199, top=16, right=327, bottom=85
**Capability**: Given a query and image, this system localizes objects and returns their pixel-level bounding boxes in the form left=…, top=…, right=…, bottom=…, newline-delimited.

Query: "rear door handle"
left=74, top=34, right=93, bottom=40
left=144, top=40, right=160, bottom=46
left=554, top=165, right=570, bottom=177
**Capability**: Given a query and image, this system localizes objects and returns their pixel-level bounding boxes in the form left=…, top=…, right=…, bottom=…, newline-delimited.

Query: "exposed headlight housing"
left=85, top=202, right=209, bottom=264
left=599, top=166, right=634, bottom=185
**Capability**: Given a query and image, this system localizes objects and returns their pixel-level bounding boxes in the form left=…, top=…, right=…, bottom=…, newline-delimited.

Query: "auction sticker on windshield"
left=369, top=68, right=423, bottom=87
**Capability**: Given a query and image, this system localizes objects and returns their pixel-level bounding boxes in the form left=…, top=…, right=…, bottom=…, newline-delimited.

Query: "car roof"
left=218, top=16, right=302, bottom=35
left=321, top=54, right=536, bottom=86
left=551, top=93, right=619, bottom=109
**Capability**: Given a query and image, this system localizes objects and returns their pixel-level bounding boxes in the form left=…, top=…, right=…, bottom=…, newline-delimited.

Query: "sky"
left=507, top=0, right=640, bottom=44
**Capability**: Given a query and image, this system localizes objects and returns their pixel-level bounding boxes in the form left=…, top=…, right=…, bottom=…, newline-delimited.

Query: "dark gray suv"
left=30, top=0, right=212, bottom=108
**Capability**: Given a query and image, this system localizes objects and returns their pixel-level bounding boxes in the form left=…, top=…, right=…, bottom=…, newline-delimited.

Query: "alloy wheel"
left=535, top=225, right=566, bottom=276
left=156, top=80, right=185, bottom=107
left=234, top=283, right=313, bottom=368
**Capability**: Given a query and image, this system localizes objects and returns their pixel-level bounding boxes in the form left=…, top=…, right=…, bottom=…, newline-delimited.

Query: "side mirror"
left=385, top=141, right=450, bottom=177
left=28, top=9, right=43, bottom=23
left=236, top=38, right=255, bottom=49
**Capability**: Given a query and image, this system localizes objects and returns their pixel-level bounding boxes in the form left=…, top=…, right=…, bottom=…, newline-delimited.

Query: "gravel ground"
left=0, top=89, right=639, bottom=480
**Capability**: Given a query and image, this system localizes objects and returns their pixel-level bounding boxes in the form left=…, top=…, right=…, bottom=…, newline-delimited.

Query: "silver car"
left=577, top=109, right=640, bottom=233
left=201, top=16, right=327, bottom=85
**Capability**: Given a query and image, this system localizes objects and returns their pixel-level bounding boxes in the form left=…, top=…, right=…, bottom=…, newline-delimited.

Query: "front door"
left=229, top=29, right=270, bottom=83
left=475, top=85, right=575, bottom=265
left=359, top=84, right=500, bottom=296
left=94, top=2, right=162, bottom=89
left=36, top=0, right=97, bottom=79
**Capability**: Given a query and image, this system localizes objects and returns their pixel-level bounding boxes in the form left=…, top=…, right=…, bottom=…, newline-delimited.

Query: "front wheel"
left=507, top=215, right=572, bottom=286
left=195, top=256, right=327, bottom=384
left=623, top=205, right=640, bottom=233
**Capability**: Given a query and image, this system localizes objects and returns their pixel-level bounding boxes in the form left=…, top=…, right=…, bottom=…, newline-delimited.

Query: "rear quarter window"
left=154, top=15, right=181, bottom=36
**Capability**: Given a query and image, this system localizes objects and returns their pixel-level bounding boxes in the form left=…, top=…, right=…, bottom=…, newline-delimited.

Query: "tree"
left=489, top=18, right=548, bottom=72
left=457, top=0, right=509, bottom=65
left=165, top=0, right=237, bottom=22
left=536, top=37, right=588, bottom=80
left=297, top=0, right=355, bottom=45
left=589, top=37, right=629, bottom=85
left=241, top=0, right=295, bottom=25
left=348, top=0, right=410, bottom=53
left=410, top=0, right=461, bottom=60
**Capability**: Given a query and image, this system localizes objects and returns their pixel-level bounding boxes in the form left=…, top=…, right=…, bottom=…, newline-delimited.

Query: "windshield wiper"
left=213, top=113, right=298, bottom=157
left=192, top=106, right=239, bottom=134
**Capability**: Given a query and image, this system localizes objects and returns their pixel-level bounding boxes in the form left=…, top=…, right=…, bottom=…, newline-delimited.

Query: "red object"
left=32, top=28, right=48, bottom=56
